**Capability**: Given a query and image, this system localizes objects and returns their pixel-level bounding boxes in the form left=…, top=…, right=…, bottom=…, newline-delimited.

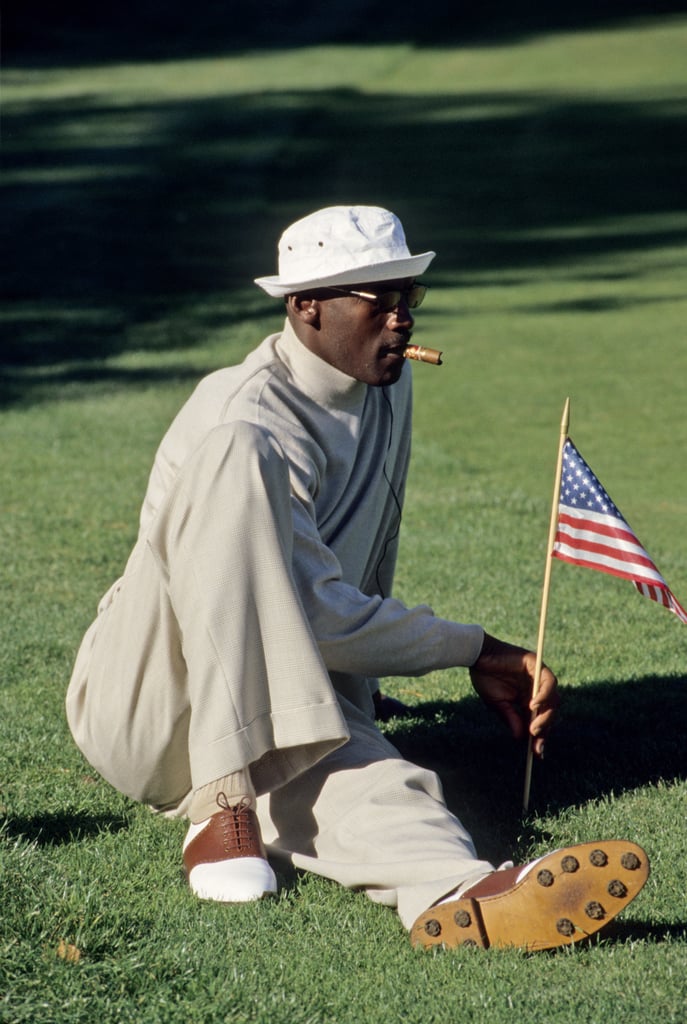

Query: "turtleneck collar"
left=275, top=318, right=367, bottom=410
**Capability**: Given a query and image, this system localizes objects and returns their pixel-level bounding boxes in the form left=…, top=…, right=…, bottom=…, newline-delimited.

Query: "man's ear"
left=286, top=294, right=321, bottom=328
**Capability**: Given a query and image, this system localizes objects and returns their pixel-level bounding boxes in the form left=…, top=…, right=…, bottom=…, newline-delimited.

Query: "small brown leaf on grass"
left=56, top=939, right=82, bottom=963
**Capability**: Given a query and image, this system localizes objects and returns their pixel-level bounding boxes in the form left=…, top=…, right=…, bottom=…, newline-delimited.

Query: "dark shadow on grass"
left=382, top=673, right=687, bottom=866
left=6, top=1, right=687, bottom=68
left=4, top=83, right=686, bottom=407
left=0, top=361, right=217, bottom=407
left=603, top=918, right=687, bottom=943
left=0, top=810, right=129, bottom=846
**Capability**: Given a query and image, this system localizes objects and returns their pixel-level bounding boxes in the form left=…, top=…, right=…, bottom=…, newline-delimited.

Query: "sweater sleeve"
left=289, top=495, right=484, bottom=677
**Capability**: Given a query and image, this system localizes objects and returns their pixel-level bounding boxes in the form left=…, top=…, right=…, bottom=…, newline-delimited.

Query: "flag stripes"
left=555, top=510, right=667, bottom=584
left=553, top=438, right=687, bottom=625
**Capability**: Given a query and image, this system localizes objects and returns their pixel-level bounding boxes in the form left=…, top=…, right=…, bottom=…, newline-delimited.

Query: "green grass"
left=2, top=7, right=687, bottom=1022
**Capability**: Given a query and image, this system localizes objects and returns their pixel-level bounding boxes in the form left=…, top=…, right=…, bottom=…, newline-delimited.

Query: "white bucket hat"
left=254, top=205, right=435, bottom=297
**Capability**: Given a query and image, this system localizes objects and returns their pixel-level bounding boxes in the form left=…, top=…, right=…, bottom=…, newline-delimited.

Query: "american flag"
left=553, top=438, right=687, bottom=625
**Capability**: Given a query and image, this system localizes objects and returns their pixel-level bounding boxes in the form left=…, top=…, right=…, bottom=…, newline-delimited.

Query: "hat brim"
left=254, top=251, right=436, bottom=298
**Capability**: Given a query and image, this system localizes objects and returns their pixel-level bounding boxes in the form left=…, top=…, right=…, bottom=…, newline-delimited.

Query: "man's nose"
left=387, top=300, right=414, bottom=328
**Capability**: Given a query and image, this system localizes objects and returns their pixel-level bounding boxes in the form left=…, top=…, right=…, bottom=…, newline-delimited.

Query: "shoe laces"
left=215, top=793, right=257, bottom=854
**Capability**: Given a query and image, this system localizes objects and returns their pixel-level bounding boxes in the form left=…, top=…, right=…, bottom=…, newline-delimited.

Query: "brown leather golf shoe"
left=410, top=840, right=649, bottom=952
left=183, top=795, right=277, bottom=903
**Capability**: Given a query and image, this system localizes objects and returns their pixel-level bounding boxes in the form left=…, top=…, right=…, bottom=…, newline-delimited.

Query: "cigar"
left=403, top=344, right=443, bottom=365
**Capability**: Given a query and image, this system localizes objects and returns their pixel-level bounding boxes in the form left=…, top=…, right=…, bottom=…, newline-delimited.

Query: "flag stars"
left=556, top=437, right=687, bottom=624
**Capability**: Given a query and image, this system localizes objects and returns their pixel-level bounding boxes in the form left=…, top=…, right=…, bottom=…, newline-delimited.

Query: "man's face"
left=297, top=278, right=417, bottom=387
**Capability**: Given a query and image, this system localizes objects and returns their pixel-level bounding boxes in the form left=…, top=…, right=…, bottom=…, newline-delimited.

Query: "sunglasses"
left=326, top=283, right=428, bottom=312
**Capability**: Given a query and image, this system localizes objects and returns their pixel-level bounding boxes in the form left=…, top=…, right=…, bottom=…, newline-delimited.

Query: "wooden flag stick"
left=522, top=397, right=570, bottom=813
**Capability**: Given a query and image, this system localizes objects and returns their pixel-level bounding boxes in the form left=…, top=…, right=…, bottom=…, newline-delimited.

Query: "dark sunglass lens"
left=373, top=285, right=427, bottom=311
left=376, top=291, right=402, bottom=311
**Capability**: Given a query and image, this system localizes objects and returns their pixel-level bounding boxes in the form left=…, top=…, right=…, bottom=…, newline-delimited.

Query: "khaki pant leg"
left=258, top=699, right=494, bottom=930
left=66, top=421, right=348, bottom=810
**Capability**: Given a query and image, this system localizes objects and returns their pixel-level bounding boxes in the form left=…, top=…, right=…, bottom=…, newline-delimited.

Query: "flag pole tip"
left=561, top=397, right=570, bottom=433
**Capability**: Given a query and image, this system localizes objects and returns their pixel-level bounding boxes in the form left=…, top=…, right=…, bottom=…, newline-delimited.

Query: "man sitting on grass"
left=66, top=204, right=648, bottom=950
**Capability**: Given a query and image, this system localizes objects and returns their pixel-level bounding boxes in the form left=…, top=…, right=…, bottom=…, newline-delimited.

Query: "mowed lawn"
left=2, top=7, right=686, bottom=1023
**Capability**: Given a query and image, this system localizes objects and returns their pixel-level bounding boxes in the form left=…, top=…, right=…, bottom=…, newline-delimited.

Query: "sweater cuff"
left=439, top=622, right=484, bottom=668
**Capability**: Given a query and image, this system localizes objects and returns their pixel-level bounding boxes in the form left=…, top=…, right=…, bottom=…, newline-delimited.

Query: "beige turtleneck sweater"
left=136, top=319, right=483, bottom=693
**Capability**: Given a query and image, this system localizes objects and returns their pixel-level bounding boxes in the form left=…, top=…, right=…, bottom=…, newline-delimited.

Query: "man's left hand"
left=469, top=632, right=560, bottom=758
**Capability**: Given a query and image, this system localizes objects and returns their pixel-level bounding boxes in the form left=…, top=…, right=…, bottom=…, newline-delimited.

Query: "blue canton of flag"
left=553, top=439, right=687, bottom=625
